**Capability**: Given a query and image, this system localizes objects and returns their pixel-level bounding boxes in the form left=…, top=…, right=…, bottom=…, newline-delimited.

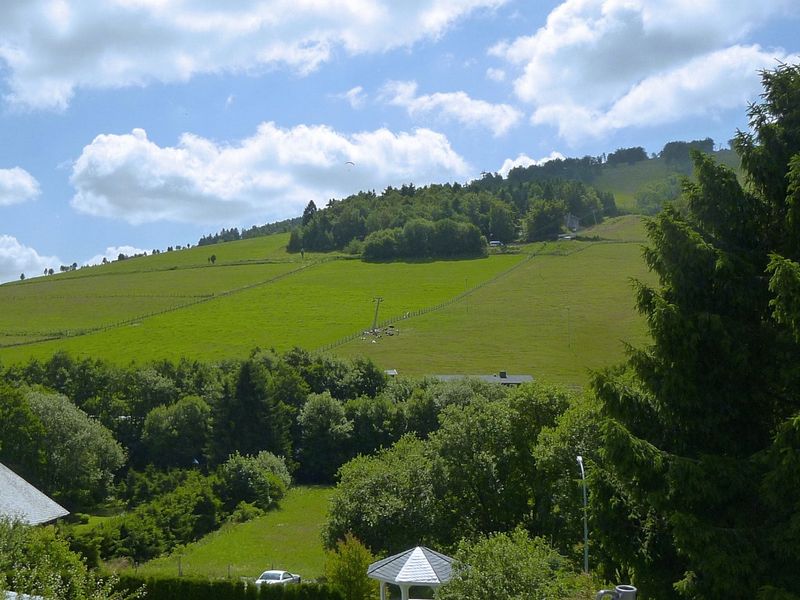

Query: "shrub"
left=324, top=533, right=378, bottom=600
left=217, top=451, right=291, bottom=510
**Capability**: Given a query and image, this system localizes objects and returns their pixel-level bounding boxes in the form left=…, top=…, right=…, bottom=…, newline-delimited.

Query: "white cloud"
left=381, top=80, right=523, bottom=136
left=491, top=0, right=798, bottom=141
left=0, top=0, right=507, bottom=110
left=0, top=167, right=40, bottom=206
left=70, top=124, right=470, bottom=226
left=0, top=235, right=60, bottom=283
left=338, top=86, right=368, bottom=109
left=498, top=151, right=565, bottom=177
left=84, top=245, right=149, bottom=267
left=486, top=67, right=506, bottom=82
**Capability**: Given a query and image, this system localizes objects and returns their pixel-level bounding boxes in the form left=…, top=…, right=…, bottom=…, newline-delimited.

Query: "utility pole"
left=372, top=296, right=383, bottom=330
left=577, top=455, right=588, bottom=574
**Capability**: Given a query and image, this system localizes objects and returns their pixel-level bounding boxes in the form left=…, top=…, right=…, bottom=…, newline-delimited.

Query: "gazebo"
left=367, top=546, right=454, bottom=600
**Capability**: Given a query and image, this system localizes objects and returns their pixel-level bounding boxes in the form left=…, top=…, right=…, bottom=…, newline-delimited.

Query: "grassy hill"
left=592, top=149, right=741, bottom=211
left=0, top=216, right=652, bottom=386
left=337, top=220, right=650, bottom=384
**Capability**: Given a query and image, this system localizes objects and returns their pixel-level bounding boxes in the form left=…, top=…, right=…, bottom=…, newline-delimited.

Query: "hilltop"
left=0, top=140, right=738, bottom=385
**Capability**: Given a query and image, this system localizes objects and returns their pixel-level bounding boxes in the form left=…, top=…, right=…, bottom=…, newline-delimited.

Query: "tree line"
left=194, top=136, right=723, bottom=257
left=286, top=175, right=616, bottom=261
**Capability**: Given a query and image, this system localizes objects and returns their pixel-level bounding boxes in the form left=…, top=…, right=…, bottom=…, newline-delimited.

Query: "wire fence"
left=0, top=258, right=330, bottom=349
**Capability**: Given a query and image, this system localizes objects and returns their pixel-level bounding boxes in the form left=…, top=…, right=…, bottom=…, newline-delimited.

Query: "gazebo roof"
left=367, top=546, right=454, bottom=586
left=0, top=462, right=69, bottom=525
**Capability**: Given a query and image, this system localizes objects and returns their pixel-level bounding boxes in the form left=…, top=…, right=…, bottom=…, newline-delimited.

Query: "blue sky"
left=0, top=0, right=798, bottom=282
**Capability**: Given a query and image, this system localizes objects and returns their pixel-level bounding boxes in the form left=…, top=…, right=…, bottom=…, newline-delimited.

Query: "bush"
left=436, top=528, right=600, bottom=600
left=325, top=533, right=377, bottom=600
left=90, top=472, right=222, bottom=562
left=0, top=518, right=133, bottom=600
left=343, top=239, right=363, bottom=255
left=217, top=451, right=291, bottom=510
left=362, top=228, right=401, bottom=261
left=227, top=501, right=265, bottom=523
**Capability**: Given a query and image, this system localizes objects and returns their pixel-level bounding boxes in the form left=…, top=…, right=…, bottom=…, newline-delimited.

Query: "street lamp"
left=577, top=455, right=588, bottom=574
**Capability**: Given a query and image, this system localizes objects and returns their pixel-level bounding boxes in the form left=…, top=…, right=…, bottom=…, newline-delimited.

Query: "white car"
left=255, top=570, right=301, bottom=586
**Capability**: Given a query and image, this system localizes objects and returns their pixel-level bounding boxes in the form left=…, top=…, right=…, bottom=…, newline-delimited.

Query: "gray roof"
left=5, top=593, right=45, bottom=600
left=367, top=547, right=453, bottom=585
left=0, top=462, right=69, bottom=525
left=434, top=374, right=533, bottom=385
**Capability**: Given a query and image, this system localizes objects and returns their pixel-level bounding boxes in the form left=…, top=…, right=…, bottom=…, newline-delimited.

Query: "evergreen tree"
left=593, top=64, right=800, bottom=598
left=210, top=360, right=292, bottom=463
left=302, top=200, right=318, bottom=225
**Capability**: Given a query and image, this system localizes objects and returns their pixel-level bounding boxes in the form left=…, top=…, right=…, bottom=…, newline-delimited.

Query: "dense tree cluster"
left=194, top=136, right=732, bottom=261
left=659, top=137, right=714, bottom=164
left=606, top=146, right=648, bottom=166
left=593, top=64, right=800, bottom=598
left=0, top=347, right=600, bottom=582
left=323, top=382, right=600, bottom=560
left=197, top=217, right=302, bottom=247
left=1, top=349, right=390, bottom=490
left=288, top=175, right=617, bottom=256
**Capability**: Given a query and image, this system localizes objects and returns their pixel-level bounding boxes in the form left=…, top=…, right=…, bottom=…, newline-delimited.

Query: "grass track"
left=130, top=486, right=332, bottom=581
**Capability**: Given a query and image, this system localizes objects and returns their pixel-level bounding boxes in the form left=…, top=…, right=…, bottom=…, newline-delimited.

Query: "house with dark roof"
left=434, top=371, right=533, bottom=386
left=0, top=462, right=69, bottom=525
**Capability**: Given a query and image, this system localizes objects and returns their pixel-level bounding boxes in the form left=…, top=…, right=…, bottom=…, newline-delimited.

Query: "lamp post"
left=577, top=455, right=588, bottom=573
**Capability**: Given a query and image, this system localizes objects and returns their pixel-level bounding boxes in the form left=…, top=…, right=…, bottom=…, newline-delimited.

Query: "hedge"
left=115, top=573, right=344, bottom=600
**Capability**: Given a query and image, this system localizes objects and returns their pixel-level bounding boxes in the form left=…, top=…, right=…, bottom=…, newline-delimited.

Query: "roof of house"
left=5, top=592, right=46, bottom=600
left=0, top=462, right=69, bottom=525
left=367, top=546, right=454, bottom=586
left=434, top=373, right=534, bottom=385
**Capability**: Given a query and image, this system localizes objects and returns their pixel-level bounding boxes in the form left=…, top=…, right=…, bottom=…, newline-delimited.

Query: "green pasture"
left=129, top=486, right=332, bottom=581
left=594, top=159, right=680, bottom=211
left=0, top=262, right=303, bottom=340
left=0, top=216, right=653, bottom=387
left=0, top=252, right=523, bottom=363
left=70, top=232, right=296, bottom=276
left=338, top=227, right=653, bottom=386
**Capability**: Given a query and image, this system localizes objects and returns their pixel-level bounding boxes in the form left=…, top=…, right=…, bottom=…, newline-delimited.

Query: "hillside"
left=591, top=148, right=741, bottom=211
left=0, top=215, right=652, bottom=386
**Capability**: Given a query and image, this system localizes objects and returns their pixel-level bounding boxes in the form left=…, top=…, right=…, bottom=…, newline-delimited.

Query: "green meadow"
left=592, top=150, right=741, bottom=211
left=338, top=219, right=652, bottom=385
left=0, top=216, right=653, bottom=386
left=130, top=486, right=333, bottom=581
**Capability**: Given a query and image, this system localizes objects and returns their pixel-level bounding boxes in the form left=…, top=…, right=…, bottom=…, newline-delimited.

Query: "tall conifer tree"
left=593, top=64, right=800, bottom=598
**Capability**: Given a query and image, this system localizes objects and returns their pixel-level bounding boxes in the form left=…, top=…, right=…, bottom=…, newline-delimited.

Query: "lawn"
left=130, top=486, right=333, bottom=581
